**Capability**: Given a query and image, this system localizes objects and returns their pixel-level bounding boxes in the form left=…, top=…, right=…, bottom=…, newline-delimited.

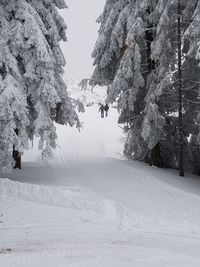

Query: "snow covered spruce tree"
left=151, top=0, right=200, bottom=175
left=181, top=1, right=200, bottom=175
left=91, top=0, right=171, bottom=167
left=91, top=0, right=149, bottom=163
left=91, top=0, right=200, bottom=175
left=0, top=0, right=79, bottom=172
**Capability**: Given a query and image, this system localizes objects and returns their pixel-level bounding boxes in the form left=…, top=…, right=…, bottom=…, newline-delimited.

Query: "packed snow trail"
left=1, top=105, right=200, bottom=266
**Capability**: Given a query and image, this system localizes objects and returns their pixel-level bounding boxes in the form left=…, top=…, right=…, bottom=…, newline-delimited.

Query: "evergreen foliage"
left=91, top=0, right=200, bottom=175
left=0, top=0, right=79, bottom=171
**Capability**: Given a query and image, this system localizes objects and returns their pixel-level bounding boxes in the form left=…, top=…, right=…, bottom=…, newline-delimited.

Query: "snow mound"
left=0, top=178, right=104, bottom=214
left=0, top=178, right=144, bottom=232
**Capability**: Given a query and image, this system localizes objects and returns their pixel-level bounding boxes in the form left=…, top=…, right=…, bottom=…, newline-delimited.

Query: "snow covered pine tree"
left=91, top=0, right=200, bottom=176
left=0, top=0, right=79, bottom=172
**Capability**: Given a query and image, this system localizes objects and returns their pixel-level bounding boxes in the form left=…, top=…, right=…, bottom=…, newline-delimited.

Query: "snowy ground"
left=1, top=88, right=200, bottom=266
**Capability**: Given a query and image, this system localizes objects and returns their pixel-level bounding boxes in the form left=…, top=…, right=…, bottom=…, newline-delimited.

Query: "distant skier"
left=99, top=104, right=105, bottom=118
left=104, top=104, right=109, bottom=117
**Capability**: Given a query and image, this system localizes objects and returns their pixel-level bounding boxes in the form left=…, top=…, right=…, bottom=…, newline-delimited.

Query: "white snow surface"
left=1, top=86, right=200, bottom=266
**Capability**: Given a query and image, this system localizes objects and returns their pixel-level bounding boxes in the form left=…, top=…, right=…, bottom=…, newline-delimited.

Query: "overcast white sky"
left=60, top=0, right=106, bottom=80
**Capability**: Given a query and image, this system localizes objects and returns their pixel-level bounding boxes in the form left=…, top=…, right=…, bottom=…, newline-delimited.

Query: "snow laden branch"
left=91, top=0, right=200, bottom=176
left=0, top=0, right=79, bottom=171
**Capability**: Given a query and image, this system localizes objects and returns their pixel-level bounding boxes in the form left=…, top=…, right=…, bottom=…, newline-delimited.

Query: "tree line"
left=90, top=0, right=200, bottom=176
left=1, top=0, right=200, bottom=177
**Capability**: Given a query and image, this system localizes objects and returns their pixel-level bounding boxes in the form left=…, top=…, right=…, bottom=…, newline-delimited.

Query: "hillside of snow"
left=1, top=85, right=200, bottom=267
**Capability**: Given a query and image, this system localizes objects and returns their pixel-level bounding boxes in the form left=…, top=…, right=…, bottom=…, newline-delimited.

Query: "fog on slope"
left=20, top=84, right=120, bottom=164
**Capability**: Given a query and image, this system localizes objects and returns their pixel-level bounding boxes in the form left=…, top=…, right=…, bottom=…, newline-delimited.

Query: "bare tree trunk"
left=150, top=143, right=162, bottom=168
left=177, top=0, right=184, bottom=176
left=12, top=148, right=21, bottom=169
left=12, top=129, right=21, bottom=170
left=145, top=12, right=157, bottom=167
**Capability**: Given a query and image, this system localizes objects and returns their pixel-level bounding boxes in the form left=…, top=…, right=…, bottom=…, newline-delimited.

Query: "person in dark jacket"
left=99, top=104, right=105, bottom=118
left=104, top=104, right=109, bottom=117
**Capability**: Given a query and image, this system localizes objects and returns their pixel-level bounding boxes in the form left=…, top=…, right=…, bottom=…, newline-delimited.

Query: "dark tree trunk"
left=145, top=29, right=155, bottom=72
left=55, top=102, right=62, bottom=124
left=12, top=148, right=21, bottom=169
left=145, top=8, right=156, bottom=73
left=150, top=143, right=162, bottom=168
left=12, top=129, right=21, bottom=169
left=145, top=14, right=158, bottom=167
left=0, top=62, right=7, bottom=80
left=177, top=0, right=184, bottom=176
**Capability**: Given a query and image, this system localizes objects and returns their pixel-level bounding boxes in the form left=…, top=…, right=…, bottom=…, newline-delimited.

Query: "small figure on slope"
left=104, top=104, right=109, bottom=117
left=99, top=104, right=105, bottom=118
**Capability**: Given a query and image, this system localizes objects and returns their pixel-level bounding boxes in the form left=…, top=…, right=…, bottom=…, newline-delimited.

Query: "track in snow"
left=1, top=105, right=200, bottom=266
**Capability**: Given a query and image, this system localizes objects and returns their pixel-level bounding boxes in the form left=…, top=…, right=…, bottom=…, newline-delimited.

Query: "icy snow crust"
left=1, top=85, right=200, bottom=266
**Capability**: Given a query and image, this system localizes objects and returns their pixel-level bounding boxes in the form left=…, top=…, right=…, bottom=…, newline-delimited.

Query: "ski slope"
left=1, top=87, right=200, bottom=266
